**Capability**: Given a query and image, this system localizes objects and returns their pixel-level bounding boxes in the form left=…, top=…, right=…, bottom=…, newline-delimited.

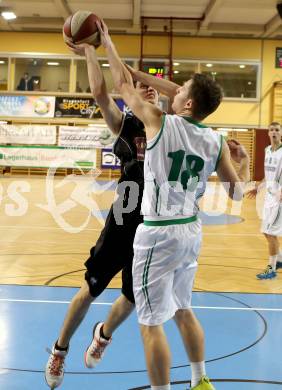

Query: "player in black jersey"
left=45, top=43, right=158, bottom=388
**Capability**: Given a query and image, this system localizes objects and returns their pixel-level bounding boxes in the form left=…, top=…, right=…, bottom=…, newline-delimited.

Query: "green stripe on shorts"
left=144, top=215, right=197, bottom=226
left=142, top=242, right=156, bottom=313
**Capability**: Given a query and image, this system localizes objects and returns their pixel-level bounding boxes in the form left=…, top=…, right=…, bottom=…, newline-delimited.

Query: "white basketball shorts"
left=261, top=202, right=282, bottom=236
left=132, top=220, right=202, bottom=326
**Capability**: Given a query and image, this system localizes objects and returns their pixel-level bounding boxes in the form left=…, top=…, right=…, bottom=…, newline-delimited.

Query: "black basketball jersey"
left=113, top=112, right=146, bottom=184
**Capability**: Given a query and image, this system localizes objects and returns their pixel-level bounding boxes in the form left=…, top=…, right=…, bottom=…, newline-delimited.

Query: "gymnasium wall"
left=261, top=40, right=282, bottom=126
left=0, top=32, right=281, bottom=128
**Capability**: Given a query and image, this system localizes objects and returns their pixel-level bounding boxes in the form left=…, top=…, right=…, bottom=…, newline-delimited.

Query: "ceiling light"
left=173, top=62, right=180, bottom=66
left=102, top=63, right=110, bottom=67
left=88, top=123, right=107, bottom=127
left=248, top=81, right=252, bottom=85
left=1, top=11, right=17, bottom=20
left=239, top=64, right=246, bottom=69
left=0, top=61, right=5, bottom=64
left=206, top=63, right=213, bottom=67
left=47, top=62, right=59, bottom=66
left=173, top=70, right=179, bottom=74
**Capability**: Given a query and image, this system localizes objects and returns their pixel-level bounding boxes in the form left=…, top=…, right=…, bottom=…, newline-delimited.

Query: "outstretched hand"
left=96, top=19, right=111, bottom=48
left=227, top=139, right=248, bottom=163
left=66, top=41, right=91, bottom=56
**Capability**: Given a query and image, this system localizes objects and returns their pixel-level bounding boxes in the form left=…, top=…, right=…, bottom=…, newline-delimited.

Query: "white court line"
left=0, top=298, right=111, bottom=305
left=0, top=225, right=101, bottom=231
left=0, top=225, right=263, bottom=236
left=0, top=298, right=281, bottom=312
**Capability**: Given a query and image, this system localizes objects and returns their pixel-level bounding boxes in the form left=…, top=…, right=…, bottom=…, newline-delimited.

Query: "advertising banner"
left=55, top=97, right=126, bottom=118
left=0, top=145, right=96, bottom=168
left=58, top=125, right=116, bottom=149
left=54, top=97, right=102, bottom=118
left=0, top=95, right=55, bottom=118
left=101, top=148, right=121, bottom=170
left=0, top=124, right=56, bottom=145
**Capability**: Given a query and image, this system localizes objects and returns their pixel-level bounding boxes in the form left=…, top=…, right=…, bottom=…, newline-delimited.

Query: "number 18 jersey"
left=142, top=114, right=223, bottom=223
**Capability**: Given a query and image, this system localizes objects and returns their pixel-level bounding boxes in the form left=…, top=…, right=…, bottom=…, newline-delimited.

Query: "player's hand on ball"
left=67, top=41, right=91, bottom=56
left=246, top=188, right=258, bottom=199
left=227, top=139, right=248, bottom=163
left=96, top=19, right=111, bottom=48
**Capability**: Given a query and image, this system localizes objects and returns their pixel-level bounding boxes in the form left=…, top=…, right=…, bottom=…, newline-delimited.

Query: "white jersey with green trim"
left=141, top=114, right=223, bottom=222
left=264, top=144, right=282, bottom=207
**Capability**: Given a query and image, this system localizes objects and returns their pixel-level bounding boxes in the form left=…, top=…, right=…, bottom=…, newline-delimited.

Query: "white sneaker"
left=85, top=322, right=111, bottom=368
left=45, top=344, right=68, bottom=388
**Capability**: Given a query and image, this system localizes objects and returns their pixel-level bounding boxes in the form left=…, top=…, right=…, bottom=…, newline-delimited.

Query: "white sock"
left=151, top=385, right=170, bottom=390
left=269, top=255, right=278, bottom=271
left=278, top=249, right=282, bottom=261
left=191, top=361, right=206, bottom=387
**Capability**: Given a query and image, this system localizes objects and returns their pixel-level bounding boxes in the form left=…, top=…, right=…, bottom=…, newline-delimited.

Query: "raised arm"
left=125, top=64, right=179, bottom=100
left=68, top=42, right=122, bottom=134
left=216, top=139, right=250, bottom=201
left=97, top=20, right=163, bottom=140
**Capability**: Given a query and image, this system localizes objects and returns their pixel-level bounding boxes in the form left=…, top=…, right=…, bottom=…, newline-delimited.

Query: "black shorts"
left=84, top=204, right=143, bottom=303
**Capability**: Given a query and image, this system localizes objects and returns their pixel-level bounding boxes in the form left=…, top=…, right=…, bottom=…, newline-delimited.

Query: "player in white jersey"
left=98, top=20, right=250, bottom=390
left=247, top=122, right=282, bottom=279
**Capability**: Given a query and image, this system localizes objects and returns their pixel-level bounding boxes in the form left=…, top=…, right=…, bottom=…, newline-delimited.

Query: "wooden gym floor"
left=0, top=174, right=281, bottom=294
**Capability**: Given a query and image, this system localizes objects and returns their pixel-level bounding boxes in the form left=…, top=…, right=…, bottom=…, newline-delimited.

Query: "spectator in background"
left=17, top=72, right=33, bottom=91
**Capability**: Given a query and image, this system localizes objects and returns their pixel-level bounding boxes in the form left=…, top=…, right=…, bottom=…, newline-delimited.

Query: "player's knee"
left=84, top=271, right=108, bottom=299
left=264, top=233, right=277, bottom=241
left=140, top=324, right=153, bottom=339
left=140, top=324, right=163, bottom=342
left=174, top=308, right=193, bottom=323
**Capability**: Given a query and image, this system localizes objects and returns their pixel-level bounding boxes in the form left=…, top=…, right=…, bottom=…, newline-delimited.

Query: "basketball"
left=63, top=10, right=101, bottom=48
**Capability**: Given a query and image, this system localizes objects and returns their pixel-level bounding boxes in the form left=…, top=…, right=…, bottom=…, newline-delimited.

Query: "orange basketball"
left=63, top=10, right=101, bottom=48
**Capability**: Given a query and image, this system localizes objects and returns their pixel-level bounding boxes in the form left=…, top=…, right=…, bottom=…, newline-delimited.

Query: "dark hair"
left=269, top=121, right=280, bottom=127
left=189, top=73, right=222, bottom=120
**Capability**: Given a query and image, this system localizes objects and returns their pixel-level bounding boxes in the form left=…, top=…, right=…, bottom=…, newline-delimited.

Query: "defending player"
left=98, top=19, right=250, bottom=390
left=45, top=42, right=158, bottom=388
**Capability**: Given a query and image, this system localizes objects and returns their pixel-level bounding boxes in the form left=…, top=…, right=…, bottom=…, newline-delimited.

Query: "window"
left=172, top=62, right=197, bottom=85
left=14, top=57, right=71, bottom=92
left=0, top=58, right=8, bottom=91
left=141, top=60, right=197, bottom=84
left=76, top=59, right=135, bottom=94
left=200, top=62, right=259, bottom=99
left=76, top=60, right=90, bottom=93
